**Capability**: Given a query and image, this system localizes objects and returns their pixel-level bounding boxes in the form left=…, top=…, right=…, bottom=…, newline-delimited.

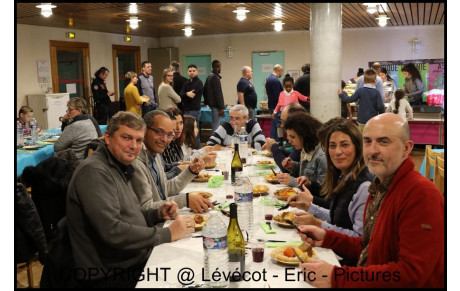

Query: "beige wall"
left=17, top=24, right=159, bottom=111
left=17, top=24, right=444, bottom=113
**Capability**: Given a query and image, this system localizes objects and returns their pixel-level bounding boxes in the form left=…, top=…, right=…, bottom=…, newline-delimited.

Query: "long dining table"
left=136, top=148, right=341, bottom=288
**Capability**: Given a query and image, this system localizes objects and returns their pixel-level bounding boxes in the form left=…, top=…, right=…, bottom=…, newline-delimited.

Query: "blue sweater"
left=340, top=85, right=385, bottom=124
left=265, top=74, right=283, bottom=110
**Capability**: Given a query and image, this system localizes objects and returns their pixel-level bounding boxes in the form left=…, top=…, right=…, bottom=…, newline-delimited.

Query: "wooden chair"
left=425, top=145, right=440, bottom=181
left=17, top=256, right=38, bottom=287
left=435, top=154, right=445, bottom=194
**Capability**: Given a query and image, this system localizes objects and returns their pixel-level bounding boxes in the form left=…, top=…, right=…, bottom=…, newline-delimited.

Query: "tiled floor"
left=15, top=146, right=429, bottom=288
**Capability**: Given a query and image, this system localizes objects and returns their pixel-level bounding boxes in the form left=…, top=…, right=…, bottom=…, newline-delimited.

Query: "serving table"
left=136, top=149, right=340, bottom=288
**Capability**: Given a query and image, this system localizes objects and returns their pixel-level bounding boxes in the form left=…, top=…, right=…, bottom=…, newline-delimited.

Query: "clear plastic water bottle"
left=234, top=175, right=254, bottom=240
left=30, top=118, right=39, bottom=144
left=17, top=120, right=24, bottom=147
left=202, top=210, right=230, bottom=288
left=238, top=126, right=248, bottom=164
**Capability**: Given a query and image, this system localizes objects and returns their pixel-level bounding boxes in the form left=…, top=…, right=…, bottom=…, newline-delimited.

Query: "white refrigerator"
left=27, top=93, right=70, bottom=130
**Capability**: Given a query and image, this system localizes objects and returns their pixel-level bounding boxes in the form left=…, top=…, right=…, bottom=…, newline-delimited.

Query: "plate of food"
left=256, top=160, right=276, bottom=168
left=264, top=173, right=279, bottom=184
left=23, top=145, right=42, bottom=150
left=260, top=150, right=273, bottom=157
left=191, top=214, right=210, bottom=231
left=270, top=243, right=317, bottom=265
left=273, top=211, right=296, bottom=227
left=189, top=191, right=213, bottom=199
left=140, top=95, right=150, bottom=102
left=192, top=173, right=213, bottom=182
left=274, top=187, right=297, bottom=201
left=205, top=162, right=216, bottom=169
left=252, top=185, right=269, bottom=197
left=43, top=138, right=58, bottom=143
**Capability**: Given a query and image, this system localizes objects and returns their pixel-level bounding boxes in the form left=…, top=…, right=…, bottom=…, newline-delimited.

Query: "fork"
left=291, top=247, right=304, bottom=263
left=266, top=221, right=272, bottom=230
left=283, top=219, right=317, bottom=240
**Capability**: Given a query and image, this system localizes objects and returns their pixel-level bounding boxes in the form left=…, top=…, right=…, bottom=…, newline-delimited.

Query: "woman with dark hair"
left=276, top=112, right=327, bottom=193
left=181, top=115, right=216, bottom=163
left=386, top=89, right=413, bottom=120
left=287, top=119, right=374, bottom=238
left=379, top=67, right=398, bottom=102
left=161, top=107, right=185, bottom=164
left=402, top=63, right=425, bottom=106
left=91, top=67, right=115, bottom=125
left=54, top=97, right=101, bottom=161
left=349, top=68, right=364, bottom=84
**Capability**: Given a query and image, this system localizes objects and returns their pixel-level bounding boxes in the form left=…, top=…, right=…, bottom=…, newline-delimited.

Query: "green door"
left=183, top=55, right=212, bottom=102
left=252, top=51, right=285, bottom=108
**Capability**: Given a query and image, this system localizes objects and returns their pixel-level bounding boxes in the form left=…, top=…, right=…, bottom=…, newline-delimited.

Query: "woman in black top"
left=91, top=67, right=115, bottom=125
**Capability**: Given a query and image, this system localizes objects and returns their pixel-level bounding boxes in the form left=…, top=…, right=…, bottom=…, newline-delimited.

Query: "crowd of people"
left=16, top=59, right=443, bottom=288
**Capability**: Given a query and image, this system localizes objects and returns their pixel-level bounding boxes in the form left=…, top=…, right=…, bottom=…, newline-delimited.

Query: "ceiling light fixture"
left=376, top=14, right=390, bottom=27
left=159, top=5, right=177, bottom=13
left=129, top=3, right=138, bottom=15
left=233, top=6, right=249, bottom=21
left=363, top=3, right=379, bottom=14
left=272, top=20, right=285, bottom=32
left=126, top=16, right=141, bottom=29
left=182, top=26, right=194, bottom=37
left=36, top=3, right=56, bottom=17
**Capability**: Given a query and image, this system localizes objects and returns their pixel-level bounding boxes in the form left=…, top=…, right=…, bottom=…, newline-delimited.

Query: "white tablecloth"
left=136, top=149, right=341, bottom=288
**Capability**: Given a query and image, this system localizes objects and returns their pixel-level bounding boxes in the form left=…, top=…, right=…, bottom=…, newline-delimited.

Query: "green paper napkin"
left=207, top=175, right=223, bottom=188
left=264, top=241, right=303, bottom=248
left=36, top=141, right=53, bottom=145
left=215, top=201, right=231, bottom=211
left=260, top=221, right=276, bottom=234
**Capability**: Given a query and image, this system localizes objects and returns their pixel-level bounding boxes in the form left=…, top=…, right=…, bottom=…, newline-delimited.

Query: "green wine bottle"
left=227, top=203, right=245, bottom=282
left=231, top=143, right=243, bottom=185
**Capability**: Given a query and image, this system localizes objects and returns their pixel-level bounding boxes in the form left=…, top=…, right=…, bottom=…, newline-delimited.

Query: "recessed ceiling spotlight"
left=160, top=5, right=178, bottom=13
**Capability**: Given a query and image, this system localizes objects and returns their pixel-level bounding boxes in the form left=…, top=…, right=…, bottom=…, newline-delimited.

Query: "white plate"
left=23, top=145, right=41, bottom=150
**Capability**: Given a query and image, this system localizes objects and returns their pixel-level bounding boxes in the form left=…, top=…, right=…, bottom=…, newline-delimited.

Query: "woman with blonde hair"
left=54, top=97, right=101, bottom=161
left=158, top=67, right=182, bottom=110
left=124, top=71, right=144, bottom=116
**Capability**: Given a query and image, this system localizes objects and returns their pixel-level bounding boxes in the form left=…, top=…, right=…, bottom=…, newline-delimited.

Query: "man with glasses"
left=67, top=111, right=195, bottom=287
left=206, top=104, right=265, bottom=149
left=136, top=61, right=157, bottom=116
left=131, top=110, right=214, bottom=214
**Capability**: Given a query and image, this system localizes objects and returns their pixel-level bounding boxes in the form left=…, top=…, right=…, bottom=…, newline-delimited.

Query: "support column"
left=310, top=3, right=342, bottom=122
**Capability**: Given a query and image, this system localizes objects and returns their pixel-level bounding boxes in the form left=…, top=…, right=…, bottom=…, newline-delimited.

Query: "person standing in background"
left=157, top=67, right=181, bottom=111
left=171, top=61, right=188, bottom=111
left=124, top=71, right=144, bottom=116
left=349, top=68, right=364, bottom=84
left=265, top=64, right=284, bottom=141
left=180, top=64, right=203, bottom=149
left=401, top=63, right=425, bottom=106
left=293, top=64, right=311, bottom=112
left=356, top=62, right=385, bottom=103
left=91, top=67, right=115, bottom=125
left=136, top=61, right=157, bottom=117
left=379, top=67, right=398, bottom=103
left=237, top=66, right=257, bottom=119
left=203, top=60, right=225, bottom=134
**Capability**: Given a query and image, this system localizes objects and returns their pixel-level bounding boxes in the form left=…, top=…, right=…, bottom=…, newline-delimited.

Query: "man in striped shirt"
left=207, top=104, right=266, bottom=149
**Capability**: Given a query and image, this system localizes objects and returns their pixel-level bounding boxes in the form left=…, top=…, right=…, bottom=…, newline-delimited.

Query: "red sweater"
left=273, top=90, right=309, bottom=113
left=322, top=157, right=444, bottom=288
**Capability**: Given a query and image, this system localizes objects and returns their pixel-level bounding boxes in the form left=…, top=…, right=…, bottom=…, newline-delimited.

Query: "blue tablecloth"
left=200, top=107, right=258, bottom=123
left=16, top=125, right=107, bottom=177
left=419, top=148, right=444, bottom=179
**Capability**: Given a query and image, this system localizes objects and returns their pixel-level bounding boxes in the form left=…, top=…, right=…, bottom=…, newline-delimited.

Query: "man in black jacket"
left=203, top=60, right=225, bottom=134
left=293, top=63, right=311, bottom=112
left=180, top=64, right=203, bottom=148
left=170, top=61, right=187, bottom=111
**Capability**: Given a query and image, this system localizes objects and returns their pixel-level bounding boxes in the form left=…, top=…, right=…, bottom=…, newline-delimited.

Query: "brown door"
left=49, top=41, right=91, bottom=105
left=112, top=45, right=141, bottom=102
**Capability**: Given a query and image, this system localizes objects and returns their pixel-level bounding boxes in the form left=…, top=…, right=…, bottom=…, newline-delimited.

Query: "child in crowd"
left=17, top=106, right=34, bottom=135
left=386, top=89, right=413, bottom=120
left=272, top=74, right=310, bottom=139
left=338, top=80, right=353, bottom=120
left=181, top=115, right=216, bottom=163
left=338, top=69, right=385, bottom=131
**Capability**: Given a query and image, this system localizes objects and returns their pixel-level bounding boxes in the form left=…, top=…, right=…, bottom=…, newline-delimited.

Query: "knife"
left=278, top=203, right=290, bottom=211
left=270, top=167, right=277, bottom=176
left=291, top=246, right=304, bottom=264
left=283, top=219, right=317, bottom=240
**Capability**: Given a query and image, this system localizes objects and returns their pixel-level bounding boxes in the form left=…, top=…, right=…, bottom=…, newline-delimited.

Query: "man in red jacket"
left=297, top=113, right=444, bottom=288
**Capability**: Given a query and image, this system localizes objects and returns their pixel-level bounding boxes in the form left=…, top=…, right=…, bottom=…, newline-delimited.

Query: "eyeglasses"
left=230, top=116, right=245, bottom=121
left=148, top=127, right=175, bottom=140
left=66, top=108, right=76, bottom=112
left=166, top=75, right=174, bottom=77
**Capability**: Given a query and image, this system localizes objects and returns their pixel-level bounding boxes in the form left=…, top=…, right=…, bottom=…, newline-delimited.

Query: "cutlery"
left=270, top=167, right=277, bottom=176
left=283, top=219, right=317, bottom=240
left=182, top=283, right=205, bottom=288
left=192, top=235, right=203, bottom=238
left=220, top=209, right=230, bottom=217
left=266, top=240, right=286, bottom=243
left=278, top=203, right=290, bottom=211
left=291, top=247, right=304, bottom=264
left=205, top=169, right=220, bottom=172
left=266, top=221, right=272, bottom=230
